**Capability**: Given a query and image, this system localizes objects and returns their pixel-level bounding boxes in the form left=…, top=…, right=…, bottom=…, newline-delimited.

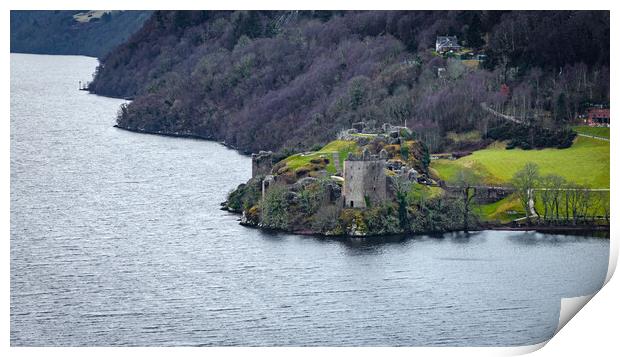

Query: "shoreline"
left=238, top=221, right=610, bottom=239
left=224, top=208, right=610, bottom=239
left=113, top=124, right=249, bottom=154
left=484, top=225, right=610, bottom=232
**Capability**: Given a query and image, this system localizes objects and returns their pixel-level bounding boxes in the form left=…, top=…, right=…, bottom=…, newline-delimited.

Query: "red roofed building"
left=585, top=108, right=610, bottom=127
left=500, top=84, right=510, bottom=97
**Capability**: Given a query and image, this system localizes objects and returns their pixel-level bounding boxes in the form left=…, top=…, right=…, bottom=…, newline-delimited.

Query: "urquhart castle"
left=251, top=122, right=427, bottom=207
left=225, top=121, right=433, bottom=236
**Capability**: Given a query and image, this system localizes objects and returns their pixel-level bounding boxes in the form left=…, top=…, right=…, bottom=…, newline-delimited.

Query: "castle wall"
left=343, top=159, right=387, bottom=209
left=261, top=175, right=275, bottom=201
left=252, top=151, right=273, bottom=178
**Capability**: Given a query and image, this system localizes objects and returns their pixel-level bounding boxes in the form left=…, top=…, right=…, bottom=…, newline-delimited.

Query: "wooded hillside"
left=88, top=11, right=609, bottom=154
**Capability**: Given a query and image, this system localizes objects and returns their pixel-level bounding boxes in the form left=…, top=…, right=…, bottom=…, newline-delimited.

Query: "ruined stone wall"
left=251, top=151, right=273, bottom=178
left=474, top=186, right=513, bottom=204
left=261, top=175, right=275, bottom=201
left=343, top=159, right=387, bottom=208
left=445, top=186, right=514, bottom=204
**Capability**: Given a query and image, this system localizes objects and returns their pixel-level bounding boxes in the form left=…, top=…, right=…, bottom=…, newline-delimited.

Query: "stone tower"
left=342, top=148, right=387, bottom=209
left=251, top=151, right=273, bottom=178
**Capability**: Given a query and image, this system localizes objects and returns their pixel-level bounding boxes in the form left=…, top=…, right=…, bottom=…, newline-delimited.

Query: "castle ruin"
left=251, top=121, right=425, bottom=211
left=342, top=148, right=388, bottom=209
left=251, top=151, right=273, bottom=178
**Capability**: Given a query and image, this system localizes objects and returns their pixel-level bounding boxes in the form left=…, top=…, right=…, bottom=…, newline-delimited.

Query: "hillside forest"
left=87, top=11, right=609, bottom=155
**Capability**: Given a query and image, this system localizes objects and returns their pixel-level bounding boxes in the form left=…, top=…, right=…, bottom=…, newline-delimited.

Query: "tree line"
left=447, top=163, right=609, bottom=228
left=511, top=163, right=609, bottom=225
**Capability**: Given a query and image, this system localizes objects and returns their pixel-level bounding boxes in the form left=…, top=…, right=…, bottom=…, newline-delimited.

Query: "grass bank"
left=282, top=140, right=359, bottom=174
left=573, top=126, right=610, bottom=139
left=430, top=136, right=609, bottom=188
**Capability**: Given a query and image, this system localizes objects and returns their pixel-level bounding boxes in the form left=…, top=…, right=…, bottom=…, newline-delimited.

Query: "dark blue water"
left=10, top=53, right=610, bottom=346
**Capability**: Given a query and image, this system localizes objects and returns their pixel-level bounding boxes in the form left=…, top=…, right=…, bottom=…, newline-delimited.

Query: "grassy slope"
left=431, top=136, right=609, bottom=188
left=573, top=126, right=610, bottom=139
left=408, top=184, right=444, bottom=202
left=431, top=135, right=609, bottom=222
left=477, top=195, right=524, bottom=223
left=282, top=140, right=359, bottom=174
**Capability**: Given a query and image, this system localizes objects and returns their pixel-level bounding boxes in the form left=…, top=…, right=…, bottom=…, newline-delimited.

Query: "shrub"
left=309, top=157, right=329, bottom=165
left=409, top=195, right=466, bottom=233
left=244, top=205, right=261, bottom=225
left=226, top=177, right=261, bottom=211
left=299, top=181, right=326, bottom=215
left=338, top=209, right=368, bottom=235
left=364, top=203, right=401, bottom=234
left=295, top=167, right=310, bottom=177
left=311, top=205, right=339, bottom=233
left=260, top=185, right=291, bottom=229
left=487, top=122, right=577, bottom=150
left=399, top=128, right=414, bottom=141
left=400, top=145, right=410, bottom=160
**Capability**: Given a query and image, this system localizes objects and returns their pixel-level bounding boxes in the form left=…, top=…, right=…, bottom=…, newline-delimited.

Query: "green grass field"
left=477, top=195, right=524, bottom=223
left=433, top=135, right=610, bottom=222
left=408, top=183, right=444, bottom=202
left=282, top=140, right=358, bottom=174
left=431, top=136, right=609, bottom=188
left=573, top=126, right=610, bottom=139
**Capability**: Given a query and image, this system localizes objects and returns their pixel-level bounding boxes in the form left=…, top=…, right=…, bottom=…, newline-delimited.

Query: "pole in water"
left=79, top=81, right=82, bottom=90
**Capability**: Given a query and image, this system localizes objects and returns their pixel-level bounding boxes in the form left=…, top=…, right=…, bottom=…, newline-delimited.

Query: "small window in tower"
left=350, top=201, right=354, bottom=208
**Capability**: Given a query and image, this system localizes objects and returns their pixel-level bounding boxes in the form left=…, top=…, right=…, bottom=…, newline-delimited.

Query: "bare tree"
left=538, top=176, right=553, bottom=222
left=583, top=188, right=601, bottom=223
left=563, top=187, right=570, bottom=223
left=450, top=167, right=481, bottom=231
left=599, top=191, right=610, bottom=224
left=538, top=174, right=567, bottom=223
left=511, top=162, right=540, bottom=223
left=579, top=187, right=592, bottom=223
left=565, top=183, right=584, bottom=225
left=546, top=174, right=566, bottom=223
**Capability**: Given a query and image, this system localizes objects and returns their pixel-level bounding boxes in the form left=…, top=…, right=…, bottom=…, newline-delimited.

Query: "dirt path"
left=480, top=102, right=524, bottom=124
left=576, top=133, right=609, bottom=142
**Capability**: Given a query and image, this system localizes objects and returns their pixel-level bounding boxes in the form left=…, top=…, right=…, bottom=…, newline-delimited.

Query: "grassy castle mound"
left=224, top=132, right=471, bottom=237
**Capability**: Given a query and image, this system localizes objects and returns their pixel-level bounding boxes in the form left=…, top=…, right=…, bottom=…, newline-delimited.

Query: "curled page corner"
left=555, top=294, right=596, bottom=335
left=506, top=340, right=549, bottom=356
left=604, top=233, right=618, bottom=285
left=521, top=239, right=616, bottom=354
left=512, top=294, right=597, bottom=356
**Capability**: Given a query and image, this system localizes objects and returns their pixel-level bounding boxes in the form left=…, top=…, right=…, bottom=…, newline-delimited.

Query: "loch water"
left=10, top=54, right=610, bottom=346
